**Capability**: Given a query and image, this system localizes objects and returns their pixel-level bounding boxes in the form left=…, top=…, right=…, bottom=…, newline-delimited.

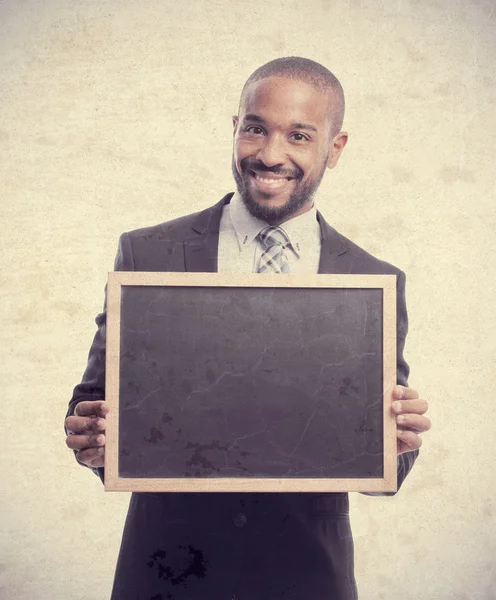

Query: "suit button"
left=233, top=512, right=247, bottom=527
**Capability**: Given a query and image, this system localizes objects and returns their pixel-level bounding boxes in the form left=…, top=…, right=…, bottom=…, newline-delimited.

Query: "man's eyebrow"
left=243, top=113, right=265, bottom=123
left=291, top=122, right=318, bottom=133
left=242, top=114, right=318, bottom=133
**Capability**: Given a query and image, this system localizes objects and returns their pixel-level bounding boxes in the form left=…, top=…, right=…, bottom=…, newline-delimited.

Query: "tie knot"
left=258, top=226, right=290, bottom=250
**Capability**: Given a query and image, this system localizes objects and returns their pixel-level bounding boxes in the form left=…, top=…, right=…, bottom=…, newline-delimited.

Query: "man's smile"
left=246, top=169, right=297, bottom=195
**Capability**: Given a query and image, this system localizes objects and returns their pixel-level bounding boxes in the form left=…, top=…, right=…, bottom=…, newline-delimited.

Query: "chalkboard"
left=105, top=272, right=397, bottom=492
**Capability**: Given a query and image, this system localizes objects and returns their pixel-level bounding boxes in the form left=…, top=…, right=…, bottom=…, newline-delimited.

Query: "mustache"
left=240, top=158, right=303, bottom=180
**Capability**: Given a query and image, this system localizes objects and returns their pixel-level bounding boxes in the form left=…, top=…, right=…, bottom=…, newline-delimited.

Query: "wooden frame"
left=105, top=272, right=397, bottom=493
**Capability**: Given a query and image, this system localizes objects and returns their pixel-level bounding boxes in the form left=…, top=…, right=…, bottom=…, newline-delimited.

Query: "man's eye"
left=291, top=133, right=309, bottom=142
left=245, top=126, right=265, bottom=135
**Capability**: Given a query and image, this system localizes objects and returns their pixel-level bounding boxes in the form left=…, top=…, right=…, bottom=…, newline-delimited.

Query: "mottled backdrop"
left=1, top=0, right=495, bottom=598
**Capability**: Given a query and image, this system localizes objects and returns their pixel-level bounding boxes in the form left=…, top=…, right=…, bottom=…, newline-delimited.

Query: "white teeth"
left=254, top=174, right=289, bottom=186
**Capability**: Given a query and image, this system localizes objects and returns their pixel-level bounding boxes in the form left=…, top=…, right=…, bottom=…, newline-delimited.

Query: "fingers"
left=397, top=429, right=423, bottom=452
left=65, top=415, right=107, bottom=435
left=392, top=398, right=429, bottom=415
left=77, top=447, right=105, bottom=468
left=66, top=400, right=109, bottom=468
left=396, top=413, right=432, bottom=433
left=66, top=433, right=106, bottom=451
left=68, top=433, right=106, bottom=468
left=392, top=387, right=430, bottom=454
left=393, top=385, right=419, bottom=400
left=74, top=400, right=109, bottom=418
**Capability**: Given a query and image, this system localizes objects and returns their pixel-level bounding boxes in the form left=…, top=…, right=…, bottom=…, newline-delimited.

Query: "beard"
left=231, top=154, right=328, bottom=223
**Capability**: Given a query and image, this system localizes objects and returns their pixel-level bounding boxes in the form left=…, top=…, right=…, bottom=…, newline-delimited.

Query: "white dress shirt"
left=217, top=192, right=322, bottom=274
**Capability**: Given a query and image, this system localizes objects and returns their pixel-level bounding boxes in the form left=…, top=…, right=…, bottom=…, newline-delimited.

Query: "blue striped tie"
left=257, top=226, right=291, bottom=273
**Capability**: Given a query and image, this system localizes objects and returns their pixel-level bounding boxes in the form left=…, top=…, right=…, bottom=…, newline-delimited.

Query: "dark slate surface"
left=118, top=286, right=384, bottom=479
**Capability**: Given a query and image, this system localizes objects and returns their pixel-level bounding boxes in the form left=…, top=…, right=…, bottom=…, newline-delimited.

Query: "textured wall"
left=1, top=0, right=495, bottom=598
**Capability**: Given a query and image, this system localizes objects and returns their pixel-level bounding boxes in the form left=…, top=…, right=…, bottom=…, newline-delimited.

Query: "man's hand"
left=65, top=400, right=109, bottom=468
left=392, top=385, right=431, bottom=455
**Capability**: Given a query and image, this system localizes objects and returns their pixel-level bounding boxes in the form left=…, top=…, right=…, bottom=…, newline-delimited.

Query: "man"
left=65, top=57, right=430, bottom=600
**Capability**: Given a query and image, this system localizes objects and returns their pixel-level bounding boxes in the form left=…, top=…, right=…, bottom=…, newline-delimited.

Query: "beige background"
left=1, top=0, right=495, bottom=598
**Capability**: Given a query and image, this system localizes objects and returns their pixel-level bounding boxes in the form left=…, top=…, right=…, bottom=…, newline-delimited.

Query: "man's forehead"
left=239, top=76, right=331, bottom=121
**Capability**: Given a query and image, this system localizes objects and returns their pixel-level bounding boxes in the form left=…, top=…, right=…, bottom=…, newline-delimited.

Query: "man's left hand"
left=392, top=385, right=431, bottom=455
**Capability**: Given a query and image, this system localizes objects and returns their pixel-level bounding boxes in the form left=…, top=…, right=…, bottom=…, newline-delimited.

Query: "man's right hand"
left=65, top=400, right=109, bottom=468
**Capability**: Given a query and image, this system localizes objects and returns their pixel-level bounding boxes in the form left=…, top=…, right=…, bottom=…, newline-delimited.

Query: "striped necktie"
left=257, top=226, right=291, bottom=273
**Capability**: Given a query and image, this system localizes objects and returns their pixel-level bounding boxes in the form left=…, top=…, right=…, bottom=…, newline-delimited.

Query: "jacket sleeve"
left=363, top=269, right=419, bottom=496
left=65, top=233, right=134, bottom=484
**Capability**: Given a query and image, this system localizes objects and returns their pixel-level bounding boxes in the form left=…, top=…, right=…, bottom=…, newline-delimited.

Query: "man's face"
left=232, top=76, right=347, bottom=224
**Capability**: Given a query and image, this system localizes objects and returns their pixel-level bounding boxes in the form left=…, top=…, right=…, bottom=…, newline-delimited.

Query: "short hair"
left=239, top=56, right=345, bottom=135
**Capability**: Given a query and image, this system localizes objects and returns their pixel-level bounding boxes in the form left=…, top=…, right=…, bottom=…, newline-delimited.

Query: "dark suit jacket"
left=67, top=193, right=418, bottom=600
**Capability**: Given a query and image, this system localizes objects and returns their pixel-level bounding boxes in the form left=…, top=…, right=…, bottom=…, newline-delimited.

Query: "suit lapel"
left=316, top=211, right=351, bottom=274
left=183, top=193, right=234, bottom=272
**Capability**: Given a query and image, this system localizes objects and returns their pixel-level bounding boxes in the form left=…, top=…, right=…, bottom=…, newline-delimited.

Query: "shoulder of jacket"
left=349, top=236, right=402, bottom=275
left=325, top=222, right=404, bottom=277
left=121, top=210, right=203, bottom=243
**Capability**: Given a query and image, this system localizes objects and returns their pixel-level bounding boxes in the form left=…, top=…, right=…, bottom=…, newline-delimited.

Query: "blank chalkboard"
left=105, top=273, right=397, bottom=492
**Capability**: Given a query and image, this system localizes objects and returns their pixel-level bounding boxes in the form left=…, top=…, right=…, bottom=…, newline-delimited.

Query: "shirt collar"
left=277, top=202, right=320, bottom=256
left=228, top=191, right=320, bottom=255
left=229, top=192, right=267, bottom=249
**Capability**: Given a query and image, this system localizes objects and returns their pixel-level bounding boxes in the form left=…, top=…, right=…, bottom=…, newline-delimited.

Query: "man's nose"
left=256, top=135, right=286, bottom=167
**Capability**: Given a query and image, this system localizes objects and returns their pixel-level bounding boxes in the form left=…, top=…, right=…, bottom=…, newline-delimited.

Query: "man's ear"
left=232, top=116, right=239, bottom=137
left=327, top=131, right=348, bottom=169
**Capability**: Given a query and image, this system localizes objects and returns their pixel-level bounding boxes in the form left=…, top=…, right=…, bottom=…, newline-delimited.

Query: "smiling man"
left=65, top=57, right=430, bottom=600
left=232, top=66, right=347, bottom=225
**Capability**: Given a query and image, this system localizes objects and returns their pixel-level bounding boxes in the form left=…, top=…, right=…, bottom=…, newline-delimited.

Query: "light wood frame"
left=105, top=272, right=397, bottom=493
